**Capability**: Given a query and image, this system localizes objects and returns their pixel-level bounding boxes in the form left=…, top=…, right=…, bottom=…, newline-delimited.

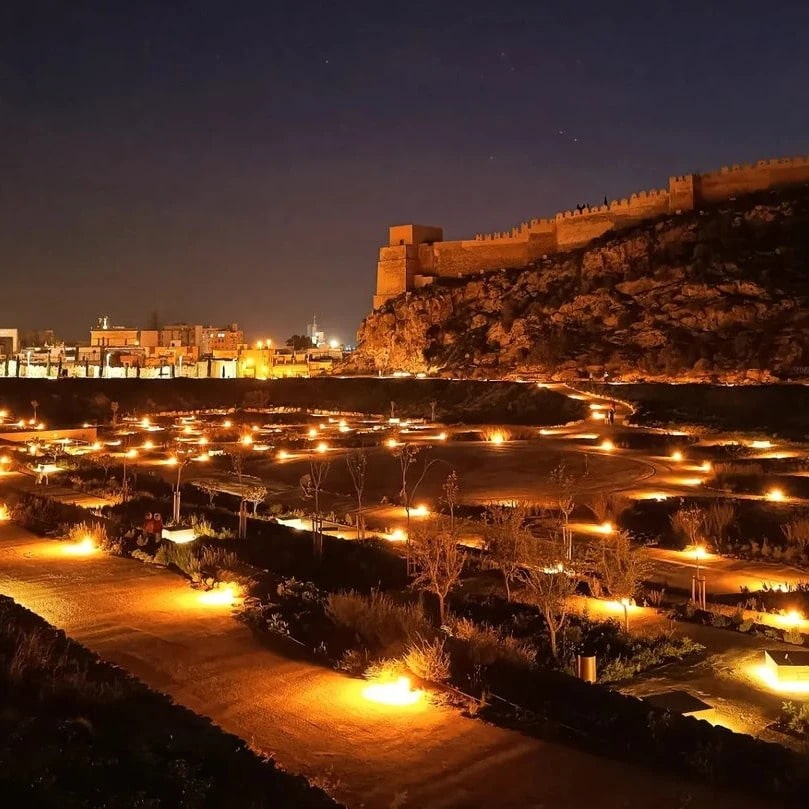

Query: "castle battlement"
left=372, top=153, right=809, bottom=310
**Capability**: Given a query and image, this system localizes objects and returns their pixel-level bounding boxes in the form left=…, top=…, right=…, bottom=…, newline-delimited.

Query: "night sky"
left=2, top=1, right=808, bottom=344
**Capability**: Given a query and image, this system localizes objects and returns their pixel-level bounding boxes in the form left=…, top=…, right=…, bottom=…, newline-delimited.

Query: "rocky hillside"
left=349, top=186, right=809, bottom=382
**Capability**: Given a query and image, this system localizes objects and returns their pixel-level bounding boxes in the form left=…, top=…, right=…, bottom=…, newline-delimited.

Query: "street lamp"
left=692, top=545, right=707, bottom=609
left=122, top=448, right=138, bottom=502
left=168, top=451, right=208, bottom=523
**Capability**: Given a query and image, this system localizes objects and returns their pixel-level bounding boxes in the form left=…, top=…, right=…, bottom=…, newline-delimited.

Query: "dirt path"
left=0, top=523, right=777, bottom=809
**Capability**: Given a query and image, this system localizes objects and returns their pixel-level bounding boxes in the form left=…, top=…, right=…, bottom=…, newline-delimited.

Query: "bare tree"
left=96, top=453, right=114, bottom=481
left=520, top=542, right=577, bottom=659
left=193, top=481, right=219, bottom=507
left=229, top=449, right=246, bottom=486
left=345, top=448, right=368, bottom=539
left=31, top=399, right=39, bottom=421
left=300, top=454, right=330, bottom=557
left=670, top=501, right=705, bottom=549
left=395, top=443, right=439, bottom=572
left=441, top=470, right=460, bottom=531
left=245, top=484, right=268, bottom=516
left=588, top=529, right=650, bottom=632
left=409, top=514, right=465, bottom=625
left=483, top=501, right=533, bottom=601
left=110, top=401, right=119, bottom=426
left=429, top=400, right=438, bottom=422
left=549, top=463, right=576, bottom=559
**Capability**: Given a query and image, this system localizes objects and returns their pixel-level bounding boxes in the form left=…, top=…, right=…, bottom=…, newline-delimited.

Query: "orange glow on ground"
left=198, top=586, right=238, bottom=606
left=363, top=676, right=423, bottom=706
left=599, top=439, right=615, bottom=451
left=316, top=442, right=329, bottom=454
left=488, top=432, right=506, bottom=445
left=62, top=537, right=98, bottom=556
left=277, top=450, right=289, bottom=460
left=670, top=450, right=684, bottom=462
left=765, top=488, right=785, bottom=502
left=411, top=504, right=430, bottom=517
left=748, top=663, right=809, bottom=695
left=388, top=528, right=407, bottom=542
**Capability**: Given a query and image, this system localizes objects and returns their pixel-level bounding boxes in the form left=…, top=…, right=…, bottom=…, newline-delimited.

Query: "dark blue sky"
left=1, top=1, right=808, bottom=343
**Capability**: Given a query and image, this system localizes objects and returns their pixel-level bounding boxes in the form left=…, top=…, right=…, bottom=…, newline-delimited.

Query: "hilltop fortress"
left=372, top=155, right=809, bottom=309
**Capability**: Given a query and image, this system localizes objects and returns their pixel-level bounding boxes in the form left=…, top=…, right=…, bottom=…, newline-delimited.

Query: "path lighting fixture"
left=277, top=450, right=289, bottom=460
left=308, top=427, right=318, bottom=438
left=63, top=536, right=97, bottom=556
left=489, top=432, right=506, bottom=445
left=412, top=504, right=430, bottom=517
left=363, top=676, right=422, bottom=707
left=198, top=436, right=208, bottom=446
left=599, top=439, right=615, bottom=452
left=198, top=585, right=237, bottom=606
left=223, top=419, right=232, bottom=429
left=388, top=528, right=406, bottom=542
left=751, top=440, right=772, bottom=449
left=701, top=461, right=712, bottom=473
left=386, top=438, right=399, bottom=449
left=766, top=488, right=785, bottom=502
left=141, top=417, right=150, bottom=428
left=240, top=434, right=253, bottom=446
left=670, top=450, right=684, bottom=462
left=316, top=442, right=328, bottom=454
left=781, top=610, right=805, bottom=628
left=437, top=431, right=447, bottom=441
left=143, top=440, right=154, bottom=450
left=597, top=521, right=614, bottom=534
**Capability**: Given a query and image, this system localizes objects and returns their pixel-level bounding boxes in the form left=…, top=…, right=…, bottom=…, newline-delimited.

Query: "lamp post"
left=692, top=545, right=707, bottom=609
left=168, top=451, right=208, bottom=524
left=122, top=448, right=138, bottom=502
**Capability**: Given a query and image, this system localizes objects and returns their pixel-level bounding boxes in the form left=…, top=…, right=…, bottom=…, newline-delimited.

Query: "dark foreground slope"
left=0, top=596, right=340, bottom=808
left=0, top=377, right=585, bottom=426
left=350, top=185, right=809, bottom=381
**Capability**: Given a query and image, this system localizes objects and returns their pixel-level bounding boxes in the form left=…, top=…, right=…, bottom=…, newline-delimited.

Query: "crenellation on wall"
left=373, top=154, right=809, bottom=308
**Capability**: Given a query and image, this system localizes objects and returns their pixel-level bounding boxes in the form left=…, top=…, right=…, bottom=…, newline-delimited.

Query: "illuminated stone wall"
left=372, top=154, right=809, bottom=308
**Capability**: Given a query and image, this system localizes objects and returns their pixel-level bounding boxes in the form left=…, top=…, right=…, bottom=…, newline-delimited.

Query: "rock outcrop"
left=349, top=187, right=809, bottom=382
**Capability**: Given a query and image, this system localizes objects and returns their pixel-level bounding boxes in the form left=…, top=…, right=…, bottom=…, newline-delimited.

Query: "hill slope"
left=350, top=186, right=809, bottom=381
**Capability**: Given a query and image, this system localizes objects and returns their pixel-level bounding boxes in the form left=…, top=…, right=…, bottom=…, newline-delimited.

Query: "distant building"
left=0, top=329, right=18, bottom=357
left=201, top=324, right=244, bottom=357
left=306, top=315, right=325, bottom=348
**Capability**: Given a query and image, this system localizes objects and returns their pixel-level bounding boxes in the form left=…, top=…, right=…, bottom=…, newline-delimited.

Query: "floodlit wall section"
left=372, top=154, right=809, bottom=307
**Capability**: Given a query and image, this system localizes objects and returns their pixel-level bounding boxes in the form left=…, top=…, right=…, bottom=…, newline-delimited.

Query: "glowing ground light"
left=701, top=460, right=712, bottom=472
left=386, top=438, right=399, bottom=449
left=198, top=586, right=237, bottom=606
left=437, top=432, right=447, bottom=441
left=223, top=419, right=233, bottom=428
left=63, top=537, right=97, bottom=556
left=316, top=442, right=329, bottom=454
left=599, top=439, right=615, bottom=451
left=780, top=610, right=805, bottom=628
left=388, top=528, right=406, bottom=542
left=363, top=676, right=422, bottom=706
left=751, top=440, right=773, bottom=449
left=747, top=662, right=809, bottom=694
left=489, top=432, right=506, bottom=445
left=766, top=488, right=785, bottom=502
left=412, top=504, right=430, bottom=517
left=277, top=450, right=289, bottom=460
left=670, top=450, right=684, bottom=462
left=141, top=417, right=150, bottom=428
left=143, top=440, right=154, bottom=450
left=166, top=456, right=179, bottom=467
left=308, top=428, right=318, bottom=438
left=597, top=521, right=614, bottom=534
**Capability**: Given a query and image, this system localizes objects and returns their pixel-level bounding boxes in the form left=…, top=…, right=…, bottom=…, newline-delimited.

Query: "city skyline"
left=2, top=2, right=809, bottom=341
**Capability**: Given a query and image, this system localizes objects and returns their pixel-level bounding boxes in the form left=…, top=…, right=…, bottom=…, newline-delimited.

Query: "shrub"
left=325, top=591, right=431, bottom=655
left=598, top=633, right=704, bottom=683
left=783, top=629, right=806, bottom=646
left=447, top=616, right=535, bottom=667
left=403, top=637, right=451, bottom=683
left=782, top=518, right=809, bottom=551
left=364, top=657, right=408, bottom=683
left=781, top=701, right=809, bottom=736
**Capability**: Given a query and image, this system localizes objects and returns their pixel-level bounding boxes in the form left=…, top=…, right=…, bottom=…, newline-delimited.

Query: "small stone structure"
left=764, top=649, right=809, bottom=682
left=372, top=155, right=809, bottom=309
